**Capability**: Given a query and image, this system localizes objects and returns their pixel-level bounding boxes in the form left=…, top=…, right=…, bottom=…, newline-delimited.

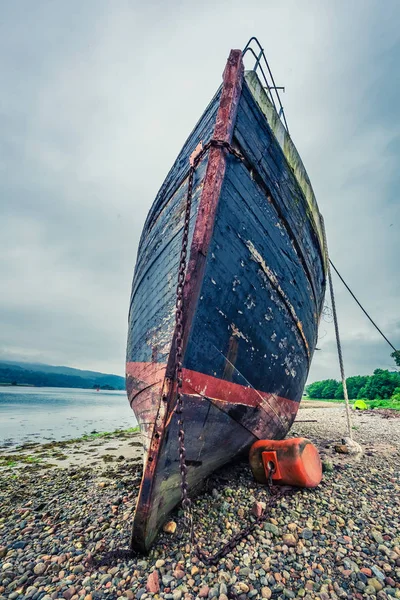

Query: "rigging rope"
left=321, top=218, right=353, bottom=440
left=329, top=259, right=398, bottom=353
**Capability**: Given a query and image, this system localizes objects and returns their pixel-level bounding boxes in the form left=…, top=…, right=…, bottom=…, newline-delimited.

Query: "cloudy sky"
left=1, top=0, right=399, bottom=381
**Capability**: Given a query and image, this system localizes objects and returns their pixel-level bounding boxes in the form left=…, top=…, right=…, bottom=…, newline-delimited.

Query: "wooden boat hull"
left=126, top=49, right=326, bottom=551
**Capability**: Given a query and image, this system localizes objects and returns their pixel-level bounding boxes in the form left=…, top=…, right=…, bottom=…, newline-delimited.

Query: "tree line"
left=0, top=364, right=125, bottom=390
left=306, top=369, right=400, bottom=400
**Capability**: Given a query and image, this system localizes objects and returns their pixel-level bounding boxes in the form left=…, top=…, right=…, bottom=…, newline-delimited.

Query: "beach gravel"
left=0, top=406, right=399, bottom=599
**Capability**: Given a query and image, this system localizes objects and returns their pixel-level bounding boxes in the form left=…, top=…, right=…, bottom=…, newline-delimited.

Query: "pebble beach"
left=1, top=404, right=399, bottom=600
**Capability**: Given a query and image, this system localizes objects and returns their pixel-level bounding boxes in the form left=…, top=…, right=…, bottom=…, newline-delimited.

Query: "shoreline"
left=0, top=408, right=399, bottom=600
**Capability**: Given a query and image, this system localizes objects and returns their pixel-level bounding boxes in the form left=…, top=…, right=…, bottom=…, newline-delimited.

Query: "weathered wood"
left=126, top=50, right=326, bottom=552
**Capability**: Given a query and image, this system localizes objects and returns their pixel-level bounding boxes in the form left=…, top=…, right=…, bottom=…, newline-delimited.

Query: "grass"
left=0, top=425, right=140, bottom=470
left=302, top=396, right=400, bottom=411
left=15, top=425, right=140, bottom=451
left=0, top=454, right=42, bottom=467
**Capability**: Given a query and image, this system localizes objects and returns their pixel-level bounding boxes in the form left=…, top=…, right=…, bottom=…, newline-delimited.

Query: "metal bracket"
left=262, top=450, right=282, bottom=481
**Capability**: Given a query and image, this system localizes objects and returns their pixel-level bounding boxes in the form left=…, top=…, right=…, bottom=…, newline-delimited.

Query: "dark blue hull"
left=126, top=50, right=326, bottom=550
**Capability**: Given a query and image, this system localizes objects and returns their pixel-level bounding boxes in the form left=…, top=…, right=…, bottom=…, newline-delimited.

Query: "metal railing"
left=242, top=37, right=289, bottom=134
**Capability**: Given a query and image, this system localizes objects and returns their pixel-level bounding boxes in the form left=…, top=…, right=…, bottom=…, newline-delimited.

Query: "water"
left=0, top=387, right=137, bottom=447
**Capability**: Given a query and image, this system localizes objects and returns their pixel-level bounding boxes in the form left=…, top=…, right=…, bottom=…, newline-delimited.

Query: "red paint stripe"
left=126, top=361, right=166, bottom=385
left=126, top=361, right=297, bottom=413
left=182, top=367, right=298, bottom=412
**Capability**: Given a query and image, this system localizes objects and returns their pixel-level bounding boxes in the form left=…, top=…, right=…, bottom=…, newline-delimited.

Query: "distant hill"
left=0, top=361, right=125, bottom=390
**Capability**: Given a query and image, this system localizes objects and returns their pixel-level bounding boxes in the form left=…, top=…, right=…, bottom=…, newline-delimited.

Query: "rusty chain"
left=174, top=139, right=244, bottom=537
left=174, top=139, right=295, bottom=564
left=194, top=472, right=295, bottom=566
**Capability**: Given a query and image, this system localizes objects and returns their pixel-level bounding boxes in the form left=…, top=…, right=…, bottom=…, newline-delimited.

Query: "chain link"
left=174, top=139, right=293, bottom=565
left=174, top=139, right=244, bottom=538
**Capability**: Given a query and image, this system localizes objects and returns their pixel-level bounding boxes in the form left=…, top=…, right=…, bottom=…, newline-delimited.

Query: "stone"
left=365, top=586, right=377, bottom=595
left=261, top=587, right=272, bottom=599
left=146, top=570, right=160, bottom=593
left=301, top=528, right=313, bottom=540
left=173, top=568, right=185, bottom=580
left=198, top=586, right=209, bottom=598
left=372, top=531, right=384, bottom=544
left=252, top=501, right=266, bottom=518
left=371, top=567, right=385, bottom=581
left=341, top=437, right=363, bottom=454
left=33, top=563, right=47, bottom=575
left=163, top=521, right=177, bottom=534
left=282, top=534, right=296, bottom=547
left=368, top=578, right=383, bottom=592
left=264, top=523, right=279, bottom=536
left=219, top=583, right=228, bottom=596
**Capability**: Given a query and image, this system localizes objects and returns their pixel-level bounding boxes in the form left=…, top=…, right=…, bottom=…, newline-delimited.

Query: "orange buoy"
left=249, top=437, right=322, bottom=488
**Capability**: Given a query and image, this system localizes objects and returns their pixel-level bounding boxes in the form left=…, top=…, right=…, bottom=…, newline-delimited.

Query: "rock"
left=372, top=530, right=384, bottom=544
left=198, top=586, right=209, bottom=598
left=33, top=563, right=47, bottom=575
left=371, top=566, right=385, bottom=581
left=219, top=583, right=228, bottom=596
left=162, top=575, right=174, bottom=587
left=342, top=437, right=363, bottom=454
left=322, top=460, right=334, bottom=472
left=301, top=528, right=313, bottom=540
left=155, top=559, right=165, bottom=568
left=261, top=587, right=272, bottom=599
left=252, top=501, right=266, bottom=518
left=365, top=586, right=377, bottom=595
left=335, top=445, right=349, bottom=454
left=264, top=523, right=279, bottom=536
left=368, top=578, right=384, bottom=592
left=282, top=534, right=296, bottom=546
left=146, top=570, right=160, bottom=593
left=173, top=568, right=185, bottom=580
left=163, top=520, right=177, bottom=534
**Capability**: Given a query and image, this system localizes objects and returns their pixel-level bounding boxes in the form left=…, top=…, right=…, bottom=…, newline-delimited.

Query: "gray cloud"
left=0, top=0, right=399, bottom=377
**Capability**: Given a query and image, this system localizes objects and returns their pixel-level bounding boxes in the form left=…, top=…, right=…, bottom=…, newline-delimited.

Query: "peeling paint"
left=245, top=295, right=256, bottom=309
left=244, top=239, right=310, bottom=359
left=232, top=276, right=241, bottom=291
left=230, top=322, right=250, bottom=342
